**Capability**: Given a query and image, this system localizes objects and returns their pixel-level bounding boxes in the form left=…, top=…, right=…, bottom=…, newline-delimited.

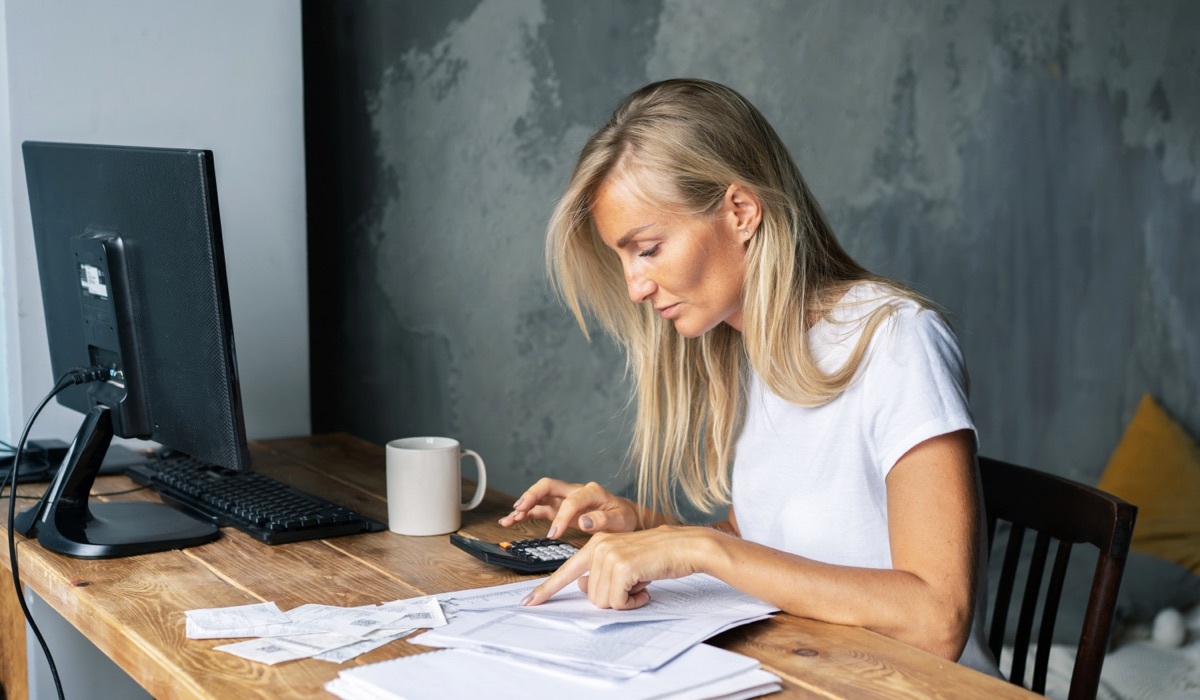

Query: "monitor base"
left=16, top=403, right=220, bottom=559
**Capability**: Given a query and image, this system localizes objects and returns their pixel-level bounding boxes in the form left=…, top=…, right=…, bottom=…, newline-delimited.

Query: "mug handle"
left=460, top=449, right=487, bottom=511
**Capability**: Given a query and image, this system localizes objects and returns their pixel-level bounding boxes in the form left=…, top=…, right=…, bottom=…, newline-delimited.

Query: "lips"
left=656, top=302, right=682, bottom=319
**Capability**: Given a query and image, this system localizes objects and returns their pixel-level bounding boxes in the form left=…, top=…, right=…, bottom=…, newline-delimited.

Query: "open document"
left=326, top=642, right=782, bottom=700
left=411, top=573, right=778, bottom=678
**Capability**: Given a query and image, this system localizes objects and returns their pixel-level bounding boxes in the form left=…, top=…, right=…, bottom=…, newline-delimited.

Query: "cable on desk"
left=5, top=366, right=105, bottom=700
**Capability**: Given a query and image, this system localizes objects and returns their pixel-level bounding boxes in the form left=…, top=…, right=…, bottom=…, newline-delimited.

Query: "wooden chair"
left=980, top=456, right=1137, bottom=700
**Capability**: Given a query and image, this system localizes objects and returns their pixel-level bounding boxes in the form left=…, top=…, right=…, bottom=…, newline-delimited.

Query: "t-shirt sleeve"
left=861, top=305, right=976, bottom=477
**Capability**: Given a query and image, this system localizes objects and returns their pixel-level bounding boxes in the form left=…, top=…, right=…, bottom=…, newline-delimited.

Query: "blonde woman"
left=499, top=78, right=998, bottom=675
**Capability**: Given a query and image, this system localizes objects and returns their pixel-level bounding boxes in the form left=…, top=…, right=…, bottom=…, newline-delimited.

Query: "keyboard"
left=126, top=457, right=387, bottom=545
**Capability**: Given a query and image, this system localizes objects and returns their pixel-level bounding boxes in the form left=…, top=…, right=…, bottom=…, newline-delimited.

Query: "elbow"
left=914, top=600, right=973, bottom=662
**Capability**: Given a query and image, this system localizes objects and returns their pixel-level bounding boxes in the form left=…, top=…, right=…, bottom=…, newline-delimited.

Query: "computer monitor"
left=16, top=141, right=250, bottom=558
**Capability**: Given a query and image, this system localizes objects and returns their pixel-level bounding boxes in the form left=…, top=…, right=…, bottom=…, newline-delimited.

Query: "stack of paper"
left=326, top=574, right=782, bottom=699
left=327, top=643, right=781, bottom=700
left=185, top=596, right=445, bottom=665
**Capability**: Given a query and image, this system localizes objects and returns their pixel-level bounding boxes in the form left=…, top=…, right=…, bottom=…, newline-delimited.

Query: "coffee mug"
left=385, top=437, right=487, bottom=536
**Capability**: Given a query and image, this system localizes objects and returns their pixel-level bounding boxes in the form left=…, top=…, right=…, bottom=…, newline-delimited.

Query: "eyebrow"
left=614, top=224, right=654, bottom=249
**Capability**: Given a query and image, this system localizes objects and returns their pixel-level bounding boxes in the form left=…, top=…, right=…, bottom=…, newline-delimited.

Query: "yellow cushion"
left=1097, top=394, right=1200, bottom=575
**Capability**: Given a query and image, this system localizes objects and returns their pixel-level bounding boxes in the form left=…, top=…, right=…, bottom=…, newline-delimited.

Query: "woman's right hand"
left=498, top=478, right=642, bottom=538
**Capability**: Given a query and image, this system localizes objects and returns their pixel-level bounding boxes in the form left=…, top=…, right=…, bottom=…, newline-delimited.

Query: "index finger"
left=511, top=477, right=578, bottom=512
left=521, top=546, right=592, bottom=607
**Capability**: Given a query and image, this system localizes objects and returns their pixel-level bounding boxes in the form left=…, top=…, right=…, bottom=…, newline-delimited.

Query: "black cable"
left=6, top=366, right=108, bottom=700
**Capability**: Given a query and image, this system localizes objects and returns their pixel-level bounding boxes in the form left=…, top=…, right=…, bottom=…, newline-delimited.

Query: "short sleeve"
left=860, top=306, right=975, bottom=476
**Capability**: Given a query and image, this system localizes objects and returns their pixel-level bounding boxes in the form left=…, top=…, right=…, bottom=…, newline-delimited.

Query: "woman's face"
left=590, top=174, right=758, bottom=338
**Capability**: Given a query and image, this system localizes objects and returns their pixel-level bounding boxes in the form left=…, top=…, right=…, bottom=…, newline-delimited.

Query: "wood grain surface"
left=2, top=434, right=1039, bottom=699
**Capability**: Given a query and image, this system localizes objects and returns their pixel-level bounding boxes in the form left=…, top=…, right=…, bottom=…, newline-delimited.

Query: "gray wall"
left=307, top=0, right=1199, bottom=506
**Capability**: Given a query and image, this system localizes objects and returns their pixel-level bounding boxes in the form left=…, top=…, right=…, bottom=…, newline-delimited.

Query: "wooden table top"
left=1, top=433, right=1039, bottom=699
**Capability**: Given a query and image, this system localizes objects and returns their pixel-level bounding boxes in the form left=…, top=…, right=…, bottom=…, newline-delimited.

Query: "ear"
left=722, top=183, right=763, bottom=244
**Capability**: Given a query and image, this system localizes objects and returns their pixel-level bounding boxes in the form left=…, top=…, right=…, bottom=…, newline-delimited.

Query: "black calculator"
left=449, top=534, right=579, bottom=574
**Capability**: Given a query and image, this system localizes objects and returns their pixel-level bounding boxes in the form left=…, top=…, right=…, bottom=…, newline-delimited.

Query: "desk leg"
left=0, top=577, right=28, bottom=700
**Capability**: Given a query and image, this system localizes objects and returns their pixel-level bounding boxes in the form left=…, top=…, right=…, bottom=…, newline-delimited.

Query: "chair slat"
left=1011, top=530, right=1050, bottom=685
left=988, top=523, right=1025, bottom=662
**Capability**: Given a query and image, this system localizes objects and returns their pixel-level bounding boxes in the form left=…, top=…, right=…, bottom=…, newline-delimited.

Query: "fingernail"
left=580, top=515, right=594, bottom=530
left=520, top=594, right=533, bottom=606
left=513, top=498, right=523, bottom=508
left=547, top=525, right=558, bottom=539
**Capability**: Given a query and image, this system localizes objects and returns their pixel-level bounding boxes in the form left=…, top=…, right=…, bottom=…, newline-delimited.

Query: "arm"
left=524, top=430, right=979, bottom=661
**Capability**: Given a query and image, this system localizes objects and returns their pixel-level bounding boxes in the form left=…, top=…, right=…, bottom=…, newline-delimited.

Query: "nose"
left=625, top=267, right=656, bottom=304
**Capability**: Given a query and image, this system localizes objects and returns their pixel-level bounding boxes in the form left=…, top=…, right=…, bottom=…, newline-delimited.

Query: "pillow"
left=1097, top=393, right=1200, bottom=575
left=985, top=529, right=1200, bottom=646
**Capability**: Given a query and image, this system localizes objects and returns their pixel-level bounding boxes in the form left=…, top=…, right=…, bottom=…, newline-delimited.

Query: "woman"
left=499, top=78, right=998, bottom=675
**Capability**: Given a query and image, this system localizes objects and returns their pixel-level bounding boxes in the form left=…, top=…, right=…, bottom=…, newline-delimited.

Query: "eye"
left=637, top=244, right=661, bottom=258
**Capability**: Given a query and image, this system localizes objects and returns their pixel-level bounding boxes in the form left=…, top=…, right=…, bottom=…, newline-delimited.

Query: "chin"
left=671, top=318, right=720, bottom=339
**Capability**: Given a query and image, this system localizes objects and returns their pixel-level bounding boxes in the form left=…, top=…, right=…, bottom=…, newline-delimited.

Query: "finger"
left=546, top=499, right=590, bottom=539
left=520, top=504, right=561, bottom=522
left=546, top=483, right=616, bottom=538
left=582, top=574, right=650, bottom=608
left=615, top=588, right=651, bottom=610
left=522, top=548, right=591, bottom=607
left=579, top=508, right=636, bottom=533
left=512, top=478, right=578, bottom=514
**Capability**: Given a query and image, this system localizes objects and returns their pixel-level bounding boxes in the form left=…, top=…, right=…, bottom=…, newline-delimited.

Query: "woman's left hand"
left=520, top=525, right=724, bottom=610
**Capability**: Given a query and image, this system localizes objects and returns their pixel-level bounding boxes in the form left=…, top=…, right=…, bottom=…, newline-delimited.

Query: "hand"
left=521, top=526, right=721, bottom=610
left=498, top=478, right=640, bottom=538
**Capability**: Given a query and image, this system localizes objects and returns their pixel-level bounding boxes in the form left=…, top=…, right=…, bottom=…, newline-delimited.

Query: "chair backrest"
left=980, top=456, right=1137, bottom=700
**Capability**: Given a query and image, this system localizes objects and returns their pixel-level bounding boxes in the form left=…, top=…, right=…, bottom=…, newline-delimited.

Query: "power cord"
left=6, top=366, right=109, bottom=700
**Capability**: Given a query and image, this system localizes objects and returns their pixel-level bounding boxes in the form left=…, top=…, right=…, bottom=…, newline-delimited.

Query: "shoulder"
left=823, top=282, right=965, bottom=383
left=839, top=283, right=958, bottom=353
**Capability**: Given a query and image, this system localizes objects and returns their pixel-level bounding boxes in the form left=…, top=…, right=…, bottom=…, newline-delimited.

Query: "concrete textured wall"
left=307, top=0, right=1199, bottom=507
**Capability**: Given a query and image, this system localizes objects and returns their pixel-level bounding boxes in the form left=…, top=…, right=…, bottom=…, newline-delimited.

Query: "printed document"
left=411, top=574, right=777, bottom=676
left=326, top=642, right=782, bottom=700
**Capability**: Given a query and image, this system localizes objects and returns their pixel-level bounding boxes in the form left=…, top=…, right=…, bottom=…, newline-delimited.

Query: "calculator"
left=449, top=534, right=579, bottom=574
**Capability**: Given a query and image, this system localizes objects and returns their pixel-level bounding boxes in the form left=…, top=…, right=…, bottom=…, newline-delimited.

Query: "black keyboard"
left=126, top=457, right=387, bottom=545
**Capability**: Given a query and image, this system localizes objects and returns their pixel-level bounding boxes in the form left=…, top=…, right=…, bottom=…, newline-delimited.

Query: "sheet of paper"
left=313, top=629, right=414, bottom=664
left=185, top=602, right=289, bottom=630
left=377, top=595, right=447, bottom=628
left=326, top=643, right=775, bottom=700
left=435, top=577, right=542, bottom=614
left=185, top=617, right=328, bottom=640
left=284, top=604, right=410, bottom=637
left=215, top=632, right=362, bottom=665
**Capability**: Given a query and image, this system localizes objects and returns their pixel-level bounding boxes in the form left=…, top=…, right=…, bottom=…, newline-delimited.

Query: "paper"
left=378, top=595, right=447, bottom=628
left=216, top=633, right=364, bottom=665
left=326, top=643, right=781, bottom=700
left=411, top=574, right=778, bottom=676
left=185, top=602, right=289, bottom=631
left=436, top=577, right=542, bottom=614
left=191, top=594, right=448, bottom=664
left=314, top=630, right=414, bottom=664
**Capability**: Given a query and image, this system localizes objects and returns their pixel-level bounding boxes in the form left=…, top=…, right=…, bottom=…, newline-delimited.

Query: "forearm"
left=696, top=529, right=973, bottom=660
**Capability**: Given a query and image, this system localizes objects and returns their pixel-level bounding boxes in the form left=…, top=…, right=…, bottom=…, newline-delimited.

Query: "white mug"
left=385, top=437, right=487, bottom=536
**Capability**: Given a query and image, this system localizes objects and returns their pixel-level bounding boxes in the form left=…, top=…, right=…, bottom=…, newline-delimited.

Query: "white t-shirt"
left=731, top=283, right=998, bottom=675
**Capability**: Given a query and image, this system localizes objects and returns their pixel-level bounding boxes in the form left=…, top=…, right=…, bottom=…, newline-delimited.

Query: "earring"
left=742, top=231, right=751, bottom=237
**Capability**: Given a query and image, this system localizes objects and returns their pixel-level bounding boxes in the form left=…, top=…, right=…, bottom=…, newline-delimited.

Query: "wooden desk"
left=2, top=434, right=1038, bottom=699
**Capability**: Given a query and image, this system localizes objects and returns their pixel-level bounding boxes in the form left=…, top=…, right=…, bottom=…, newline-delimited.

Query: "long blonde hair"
left=546, top=79, right=926, bottom=519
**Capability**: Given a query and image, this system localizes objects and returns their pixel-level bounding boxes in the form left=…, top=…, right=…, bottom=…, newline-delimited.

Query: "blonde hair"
left=546, top=79, right=928, bottom=519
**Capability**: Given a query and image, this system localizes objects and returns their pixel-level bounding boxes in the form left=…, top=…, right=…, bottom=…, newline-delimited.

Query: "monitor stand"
left=15, top=405, right=219, bottom=559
